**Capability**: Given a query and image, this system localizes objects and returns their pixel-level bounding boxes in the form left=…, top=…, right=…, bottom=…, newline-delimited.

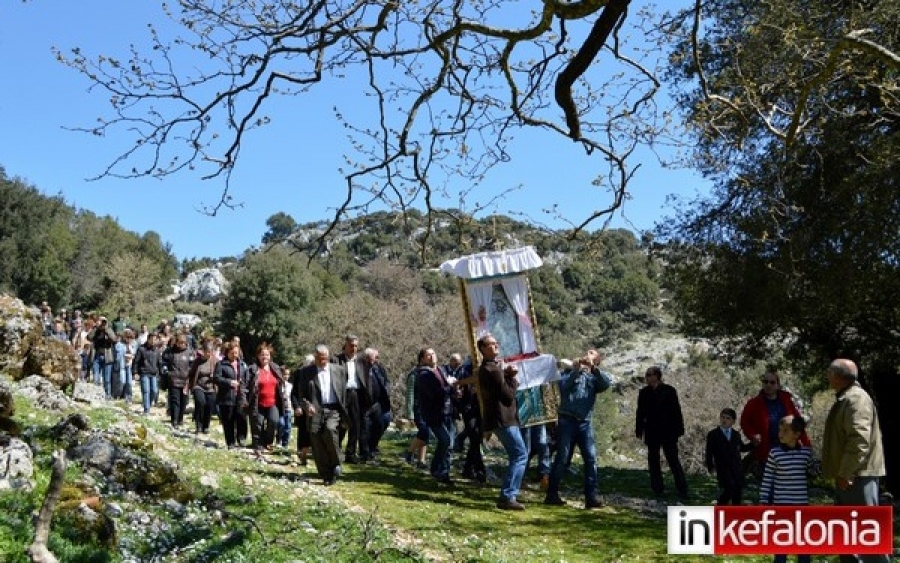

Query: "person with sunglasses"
left=739, top=368, right=810, bottom=480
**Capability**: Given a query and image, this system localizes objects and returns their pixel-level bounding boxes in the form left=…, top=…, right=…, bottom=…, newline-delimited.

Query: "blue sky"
left=0, top=1, right=708, bottom=261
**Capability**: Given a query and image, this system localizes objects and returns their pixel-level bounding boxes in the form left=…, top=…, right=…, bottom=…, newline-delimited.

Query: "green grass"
left=1, top=387, right=897, bottom=562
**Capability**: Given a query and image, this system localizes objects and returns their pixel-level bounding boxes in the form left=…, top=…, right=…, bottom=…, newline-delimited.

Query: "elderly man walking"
left=821, top=358, right=889, bottom=563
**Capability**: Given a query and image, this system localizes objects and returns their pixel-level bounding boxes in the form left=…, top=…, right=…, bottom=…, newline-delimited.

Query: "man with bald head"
left=821, top=358, right=889, bottom=563
left=295, top=344, right=349, bottom=486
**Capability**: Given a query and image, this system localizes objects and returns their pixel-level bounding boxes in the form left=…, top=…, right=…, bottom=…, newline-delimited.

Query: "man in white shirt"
left=295, top=344, right=348, bottom=485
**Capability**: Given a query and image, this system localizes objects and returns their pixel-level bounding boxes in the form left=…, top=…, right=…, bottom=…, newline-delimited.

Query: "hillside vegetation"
left=4, top=169, right=896, bottom=561
left=3, top=170, right=662, bottom=381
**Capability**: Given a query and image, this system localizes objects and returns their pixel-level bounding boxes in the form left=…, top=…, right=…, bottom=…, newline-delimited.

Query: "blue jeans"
left=94, top=353, right=112, bottom=399
left=547, top=415, right=598, bottom=500
left=93, top=355, right=113, bottom=399
left=494, top=425, right=528, bottom=502
left=521, top=424, right=551, bottom=477
left=428, top=416, right=456, bottom=480
left=140, top=375, right=158, bottom=414
left=277, top=411, right=292, bottom=447
left=119, top=366, right=133, bottom=402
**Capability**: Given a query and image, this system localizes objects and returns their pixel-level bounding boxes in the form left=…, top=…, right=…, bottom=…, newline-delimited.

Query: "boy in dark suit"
left=705, top=408, right=751, bottom=505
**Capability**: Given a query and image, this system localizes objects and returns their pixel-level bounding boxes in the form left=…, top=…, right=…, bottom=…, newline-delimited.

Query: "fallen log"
left=26, top=449, right=67, bottom=563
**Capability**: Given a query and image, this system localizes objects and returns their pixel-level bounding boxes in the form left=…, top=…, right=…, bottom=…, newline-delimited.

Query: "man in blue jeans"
left=477, top=334, right=528, bottom=510
left=544, top=349, right=612, bottom=508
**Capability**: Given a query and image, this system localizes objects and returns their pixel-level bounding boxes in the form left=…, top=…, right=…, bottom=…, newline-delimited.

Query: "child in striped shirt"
left=760, top=414, right=812, bottom=563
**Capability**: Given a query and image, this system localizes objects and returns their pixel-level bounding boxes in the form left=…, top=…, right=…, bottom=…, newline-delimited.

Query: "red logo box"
left=668, top=505, right=894, bottom=555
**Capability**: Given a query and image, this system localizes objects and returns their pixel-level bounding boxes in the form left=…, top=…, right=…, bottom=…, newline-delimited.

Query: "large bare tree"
left=57, top=0, right=677, bottom=252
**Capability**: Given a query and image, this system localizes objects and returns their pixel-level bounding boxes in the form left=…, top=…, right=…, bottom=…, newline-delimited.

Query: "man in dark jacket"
left=478, top=334, right=528, bottom=510
left=362, top=347, right=391, bottom=459
left=133, top=333, right=164, bottom=415
left=295, top=344, right=348, bottom=485
left=330, top=335, right=370, bottom=464
left=635, top=365, right=689, bottom=500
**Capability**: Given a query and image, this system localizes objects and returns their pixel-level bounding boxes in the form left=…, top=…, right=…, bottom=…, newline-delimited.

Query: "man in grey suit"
left=292, top=344, right=348, bottom=485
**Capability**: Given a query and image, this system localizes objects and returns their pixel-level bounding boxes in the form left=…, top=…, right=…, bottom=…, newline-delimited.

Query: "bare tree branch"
left=59, top=0, right=677, bottom=254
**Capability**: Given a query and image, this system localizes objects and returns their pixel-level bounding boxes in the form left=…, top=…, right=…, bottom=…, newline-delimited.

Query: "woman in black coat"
left=161, top=333, right=193, bottom=429
left=214, top=341, right=249, bottom=448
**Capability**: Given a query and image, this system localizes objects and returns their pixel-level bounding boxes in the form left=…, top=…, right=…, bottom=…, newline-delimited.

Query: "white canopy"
left=438, top=246, right=543, bottom=279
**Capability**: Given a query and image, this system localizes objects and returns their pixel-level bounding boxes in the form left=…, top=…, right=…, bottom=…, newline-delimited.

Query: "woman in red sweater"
left=246, top=343, right=290, bottom=453
left=739, top=369, right=810, bottom=478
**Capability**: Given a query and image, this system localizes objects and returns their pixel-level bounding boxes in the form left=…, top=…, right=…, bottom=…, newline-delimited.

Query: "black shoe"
left=323, top=478, right=335, bottom=486
left=345, top=454, right=360, bottom=464
left=436, top=476, right=455, bottom=486
left=585, top=497, right=604, bottom=509
left=496, top=498, right=526, bottom=511
left=474, top=472, right=486, bottom=484
left=544, top=496, right=566, bottom=506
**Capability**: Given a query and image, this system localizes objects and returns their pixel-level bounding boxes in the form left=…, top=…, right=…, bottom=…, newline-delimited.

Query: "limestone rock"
left=172, top=313, right=202, bottom=331
left=72, top=381, right=107, bottom=406
left=0, top=437, right=34, bottom=491
left=173, top=268, right=229, bottom=304
left=162, top=498, right=186, bottom=517
left=0, top=294, right=42, bottom=378
left=21, top=339, right=80, bottom=389
left=16, top=375, right=73, bottom=412
left=199, top=473, right=219, bottom=489
left=68, top=434, right=184, bottom=498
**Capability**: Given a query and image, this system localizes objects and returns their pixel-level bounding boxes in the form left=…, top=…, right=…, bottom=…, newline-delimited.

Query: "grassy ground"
left=0, top=390, right=897, bottom=562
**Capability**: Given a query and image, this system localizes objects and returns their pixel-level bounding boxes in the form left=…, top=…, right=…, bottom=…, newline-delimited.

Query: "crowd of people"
left=38, top=303, right=890, bottom=560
